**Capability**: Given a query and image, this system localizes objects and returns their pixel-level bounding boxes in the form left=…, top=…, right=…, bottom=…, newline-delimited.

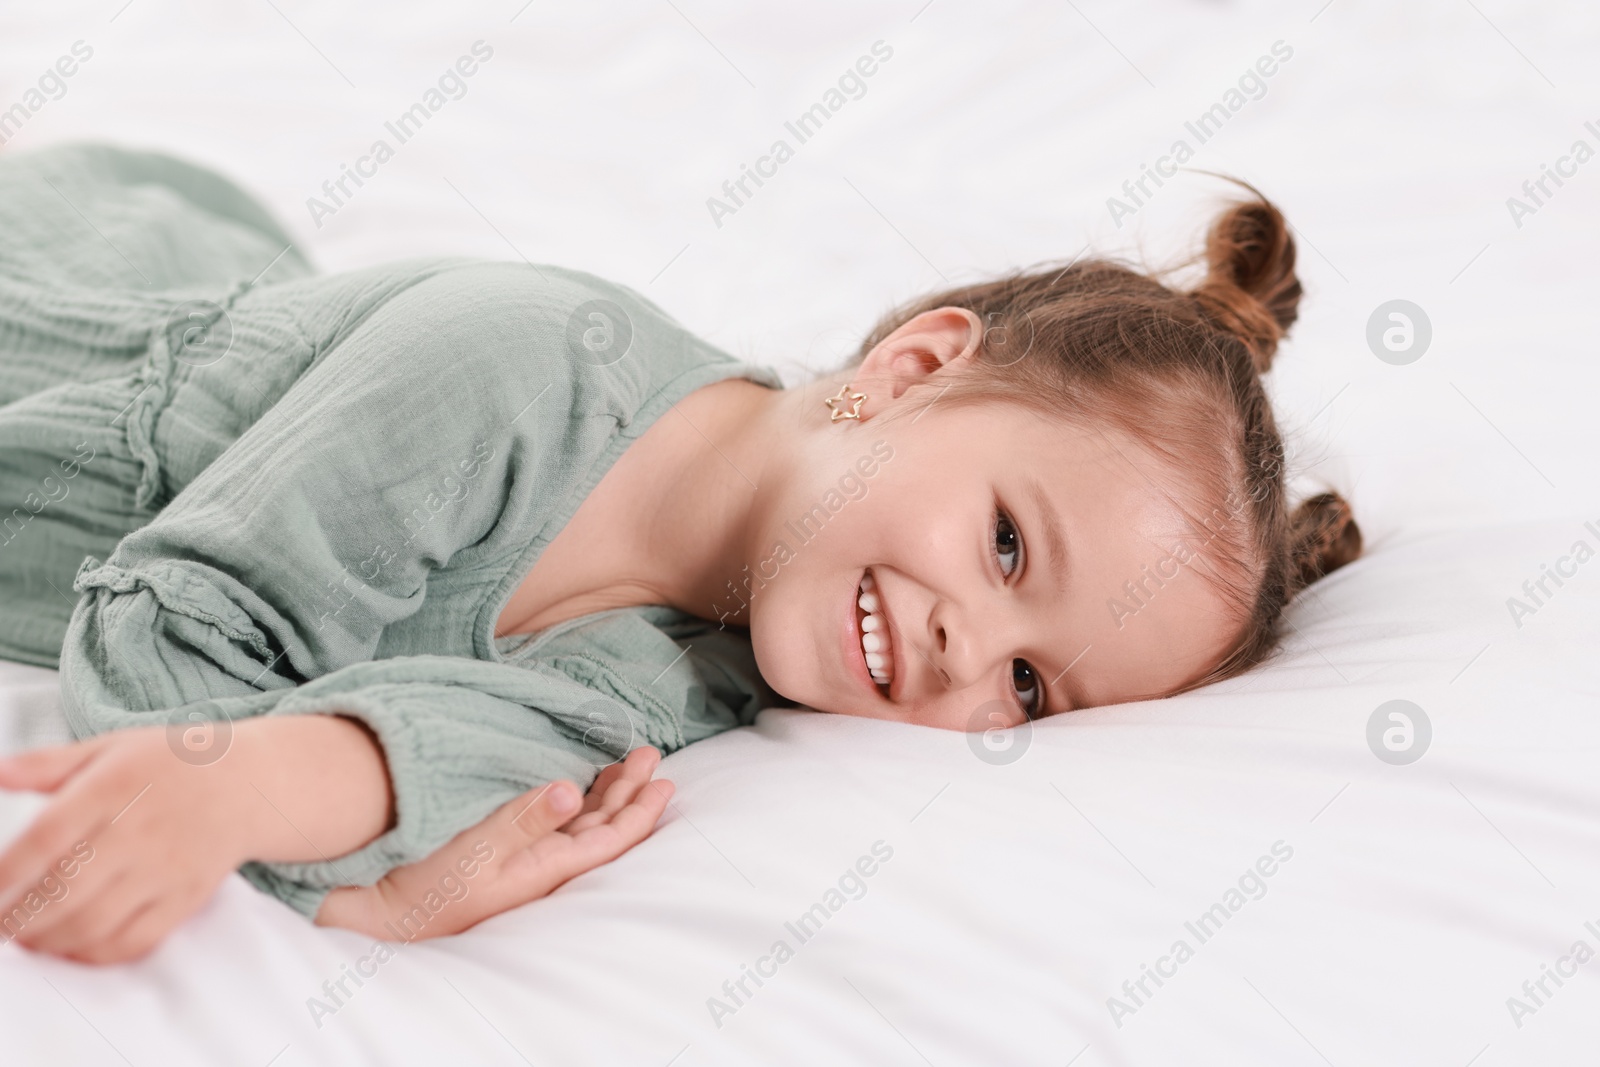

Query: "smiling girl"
left=0, top=143, right=1357, bottom=962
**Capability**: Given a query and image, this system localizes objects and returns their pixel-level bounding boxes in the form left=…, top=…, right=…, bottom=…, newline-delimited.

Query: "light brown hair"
left=846, top=178, right=1361, bottom=694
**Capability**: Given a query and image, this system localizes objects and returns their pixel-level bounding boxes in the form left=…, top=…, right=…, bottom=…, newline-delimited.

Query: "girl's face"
left=740, top=309, right=1244, bottom=731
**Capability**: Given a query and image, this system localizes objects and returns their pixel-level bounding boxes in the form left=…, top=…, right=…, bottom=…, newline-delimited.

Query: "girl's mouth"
left=856, top=569, right=895, bottom=699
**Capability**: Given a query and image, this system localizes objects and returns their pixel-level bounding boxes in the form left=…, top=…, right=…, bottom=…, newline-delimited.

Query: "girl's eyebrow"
left=1025, top=476, right=1071, bottom=595
left=1022, top=476, right=1087, bottom=710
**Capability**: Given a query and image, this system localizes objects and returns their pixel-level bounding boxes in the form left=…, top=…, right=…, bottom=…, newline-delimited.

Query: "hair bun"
left=1288, top=491, right=1361, bottom=589
left=1191, top=183, right=1302, bottom=374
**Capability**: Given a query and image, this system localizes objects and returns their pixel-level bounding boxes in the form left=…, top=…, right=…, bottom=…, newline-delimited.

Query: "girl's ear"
left=854, top=307, right=983, bottom=407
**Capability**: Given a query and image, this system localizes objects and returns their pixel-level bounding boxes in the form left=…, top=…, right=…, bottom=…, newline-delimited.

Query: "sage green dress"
left=0, top=143, right=783, bottom=918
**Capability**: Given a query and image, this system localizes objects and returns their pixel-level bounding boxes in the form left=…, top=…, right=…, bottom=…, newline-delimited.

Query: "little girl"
left=0, top=143, right=1358, bottom=963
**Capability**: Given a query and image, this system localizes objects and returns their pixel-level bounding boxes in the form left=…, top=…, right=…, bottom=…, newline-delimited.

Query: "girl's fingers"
left=0, top=737, right=108, bottom=794
left=563, top=749, right=661, bottom=834
left=0, top=794, right=106, bottom=916
left=354, top=778, right=588, bottom=934
left=511, top=778, right=675, bottom=884
left=563, top=775, right=646, bottom=834
left=587, top=748, right=659, bottom=803
left=9, top=864, right=135, bottom=954
left=605, top=752, right=659, bottom=807
left=413, top=776, right=676, bottom=932
left=623, top=746, right=662, bottom=768
left=561, top=779, right=675, bottom=870
left=335, top=755, right=670, bottom=940
left=313, top=883, right=377, bottom=932
left=503, top=780, right=583, bottom=844
left=574, top=760, right=631, bottom=819
left=74, top=888, right=191, bottom=965
left=419, top=778, right=582, bottom=875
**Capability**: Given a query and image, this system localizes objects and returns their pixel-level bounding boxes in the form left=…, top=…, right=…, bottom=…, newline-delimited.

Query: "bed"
left=2, top=1, right=1597, bottom=1063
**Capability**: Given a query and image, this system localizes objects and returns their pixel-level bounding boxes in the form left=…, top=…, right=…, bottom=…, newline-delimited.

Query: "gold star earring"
left=823, top=382, right=867, bottom=422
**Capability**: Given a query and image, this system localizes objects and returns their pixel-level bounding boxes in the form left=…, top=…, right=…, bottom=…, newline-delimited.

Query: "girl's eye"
left=994, top=510, right=1022, bottom=577
left=993, top=508, right=1044, bottom=720
left=1012, top=659, right=1043, bottom=721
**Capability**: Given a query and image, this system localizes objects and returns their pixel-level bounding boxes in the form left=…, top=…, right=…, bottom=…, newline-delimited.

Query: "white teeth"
left=857, top=571, right=892, bottom=694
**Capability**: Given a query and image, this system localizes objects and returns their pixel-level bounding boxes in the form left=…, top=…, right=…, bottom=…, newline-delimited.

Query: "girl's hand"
left=315, top=746, right=674, bottom=940
left=0, top=727, right=258, bottom=964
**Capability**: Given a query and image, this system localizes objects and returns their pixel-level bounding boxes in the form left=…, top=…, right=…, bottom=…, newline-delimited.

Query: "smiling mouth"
left=856, top=570, right=895, bottom=699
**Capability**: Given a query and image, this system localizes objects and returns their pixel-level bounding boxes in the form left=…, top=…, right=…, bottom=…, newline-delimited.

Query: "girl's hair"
left=845, top=178, right=1361, bottom=693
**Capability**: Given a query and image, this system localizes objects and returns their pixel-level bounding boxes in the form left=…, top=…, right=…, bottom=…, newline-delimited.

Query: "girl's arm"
left=0, top=714, right=394, bottom=962
left=0, top=717, right=669, bottom=963
left=52, top=265, right=744, bottom=921
left=228, top=714, right=396, bottom=863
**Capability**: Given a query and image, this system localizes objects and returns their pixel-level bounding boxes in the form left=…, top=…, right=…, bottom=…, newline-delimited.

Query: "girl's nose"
left=931, top=605, right=1017, bottom=692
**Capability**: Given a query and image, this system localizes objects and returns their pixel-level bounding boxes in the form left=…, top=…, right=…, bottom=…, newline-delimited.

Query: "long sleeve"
left=57, top=258, right=779, bottom=917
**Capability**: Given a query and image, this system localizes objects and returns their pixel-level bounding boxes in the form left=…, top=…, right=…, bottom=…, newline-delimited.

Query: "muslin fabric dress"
left=0, top=143, right=782, bottom=917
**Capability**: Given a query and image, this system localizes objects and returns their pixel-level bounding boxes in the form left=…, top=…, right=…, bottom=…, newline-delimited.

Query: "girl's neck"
left=633, top=376, right=790, bottom=624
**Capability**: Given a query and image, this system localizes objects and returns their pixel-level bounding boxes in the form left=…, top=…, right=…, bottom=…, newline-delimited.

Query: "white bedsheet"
left=2, top=0, right=1598, bottom=1063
